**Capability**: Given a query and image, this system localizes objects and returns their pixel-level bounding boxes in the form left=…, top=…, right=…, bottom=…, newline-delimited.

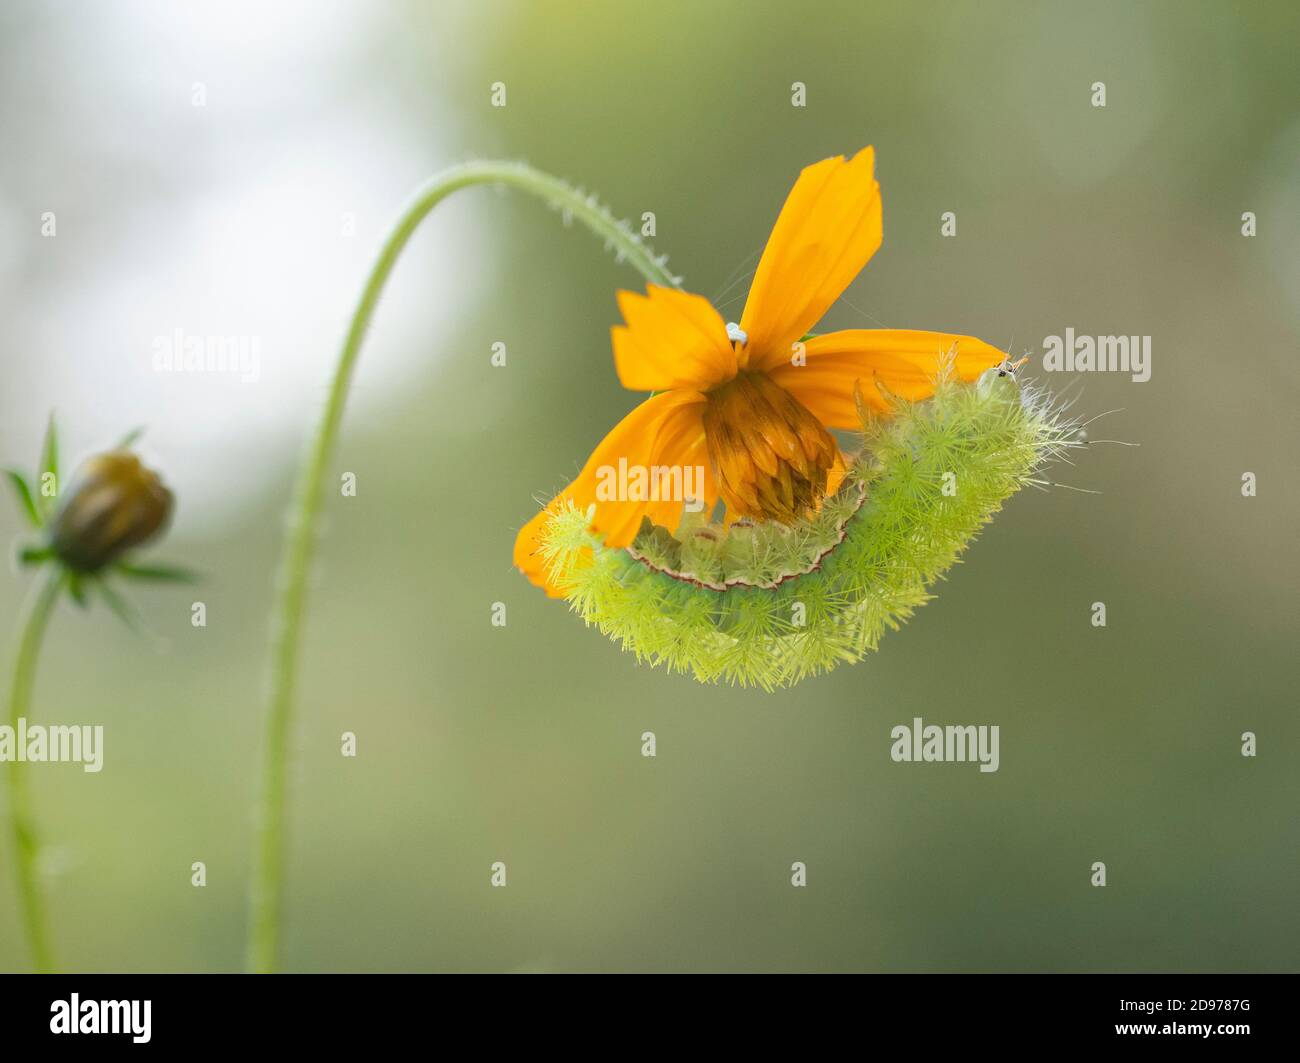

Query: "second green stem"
left=247, top=161, right=679, bottom=972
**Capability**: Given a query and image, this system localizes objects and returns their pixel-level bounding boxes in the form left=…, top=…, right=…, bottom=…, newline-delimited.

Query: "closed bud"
left=49, top=451, right=174, bottom=572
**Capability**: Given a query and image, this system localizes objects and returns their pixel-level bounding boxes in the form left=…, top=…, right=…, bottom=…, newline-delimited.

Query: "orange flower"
left=515, top=147, right=1006, bottom=595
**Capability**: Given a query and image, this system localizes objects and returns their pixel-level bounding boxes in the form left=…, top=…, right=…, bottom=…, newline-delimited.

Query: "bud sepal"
left=4, top=416, right=195, bottom=630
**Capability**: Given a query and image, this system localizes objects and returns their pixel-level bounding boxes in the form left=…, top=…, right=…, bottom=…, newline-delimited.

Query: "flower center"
left=702, top=371, right=837, bottom=523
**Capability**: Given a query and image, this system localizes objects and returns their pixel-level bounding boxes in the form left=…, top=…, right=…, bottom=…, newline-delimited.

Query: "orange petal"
left=612, top=285, right=737, bottom=392
left=740, top=147, right=882, bottom=370
left=514, top=390, right=714, bottom=595
left=824, top=449, right=848, bottom=498
left=766, top=329, right=1006, bottom=428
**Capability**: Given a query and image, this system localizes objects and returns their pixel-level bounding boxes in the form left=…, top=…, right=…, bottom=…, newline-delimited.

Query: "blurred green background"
left=1, top=0, right=1297, bottom=972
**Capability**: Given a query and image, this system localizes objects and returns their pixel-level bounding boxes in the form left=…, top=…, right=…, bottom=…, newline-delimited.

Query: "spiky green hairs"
left=538, top=363, right=1081, bottom=690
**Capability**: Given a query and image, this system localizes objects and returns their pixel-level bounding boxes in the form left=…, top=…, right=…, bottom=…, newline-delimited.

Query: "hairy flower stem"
left=248, top=162, right=678, bottom=972
left=6, top=566, right=65, bottom=973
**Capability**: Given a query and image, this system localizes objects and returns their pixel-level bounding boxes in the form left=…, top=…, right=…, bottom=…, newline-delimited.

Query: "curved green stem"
left=248, top=161, right=679, bottom=972
left=6, top=565, right=64, bottom=973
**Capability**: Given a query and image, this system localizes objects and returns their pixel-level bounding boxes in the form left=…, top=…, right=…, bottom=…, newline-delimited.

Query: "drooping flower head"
left=515, top=147, right=1007, bottom=595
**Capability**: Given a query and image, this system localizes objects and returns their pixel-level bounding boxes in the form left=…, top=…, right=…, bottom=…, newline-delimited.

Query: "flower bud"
left=49, top=451, right=173, bottom=572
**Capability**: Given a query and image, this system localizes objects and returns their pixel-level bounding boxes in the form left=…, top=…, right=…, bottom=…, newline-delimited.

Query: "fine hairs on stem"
left=248, top=161, right=680, bottom=972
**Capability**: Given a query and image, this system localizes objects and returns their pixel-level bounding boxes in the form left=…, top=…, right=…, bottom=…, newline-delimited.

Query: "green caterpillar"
left=539, top=363, right=1080, bottom=690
